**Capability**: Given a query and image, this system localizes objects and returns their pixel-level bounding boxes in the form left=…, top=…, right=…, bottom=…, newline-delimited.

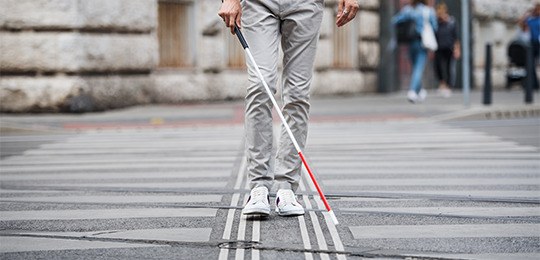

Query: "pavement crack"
left=339, top=209, right=540, bottom=222
left=91, top=230, right=121, bottom=236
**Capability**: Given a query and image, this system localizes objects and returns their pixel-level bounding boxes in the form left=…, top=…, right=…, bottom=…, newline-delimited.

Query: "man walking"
left=218, top=0, right=359, bottom=216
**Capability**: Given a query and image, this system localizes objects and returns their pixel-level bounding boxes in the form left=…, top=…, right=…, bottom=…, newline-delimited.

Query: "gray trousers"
left=241, top=0, right=324, bottom=192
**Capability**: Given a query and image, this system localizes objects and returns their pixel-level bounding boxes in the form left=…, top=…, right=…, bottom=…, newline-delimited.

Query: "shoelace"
left=278, top=191, right=297, bottom=206
left=250, top=188, right=267, bottom=203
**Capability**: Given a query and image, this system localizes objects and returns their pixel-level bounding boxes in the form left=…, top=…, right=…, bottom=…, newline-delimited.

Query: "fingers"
left=218, top=0, right=241, bottom=35
left=235, top=13, right=242, bottom=29
left=337, top=0, right=345, bottom=15
left=336, top=0, right=359, bottom=27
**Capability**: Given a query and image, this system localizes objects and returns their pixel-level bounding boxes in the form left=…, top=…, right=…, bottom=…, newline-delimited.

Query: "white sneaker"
left=437, top=88, right=452, bottom=98
left=275, top=189, right=305, bottom=216
left=418, top=88, right=427, bottom=102
left=407, top=90, right=419, bottom=103
left=242, top=186, right=270, bottom=216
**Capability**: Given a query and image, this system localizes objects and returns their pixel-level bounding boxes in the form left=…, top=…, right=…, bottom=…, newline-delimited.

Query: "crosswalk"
left=306, top=120, right=540, bottom=259
left=0, top=126, right=243, bottom=256
left=1, top=119, right=539, bottom=259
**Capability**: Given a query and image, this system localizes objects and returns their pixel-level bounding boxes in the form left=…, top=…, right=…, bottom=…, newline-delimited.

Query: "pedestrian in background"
left=393, top=0, right=438, bottom=103
left=218, top=0, right=359, bottom=217
left=519, top=2, right=540, bottom=90
left=434, top=2, right=460, bottom=98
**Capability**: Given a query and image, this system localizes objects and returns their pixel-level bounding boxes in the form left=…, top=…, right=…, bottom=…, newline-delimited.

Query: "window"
left=333, top=23, right=356, bottom=68
left=157, top=1, right=192, bottom=68
left=226, top=30, right=246, bottom=68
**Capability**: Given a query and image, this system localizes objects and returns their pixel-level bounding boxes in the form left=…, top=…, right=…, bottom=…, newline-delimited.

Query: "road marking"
left=0, top=171, right=230, bottom=181
left=331, top=190, right=540, bottom=199
left=349, top=224, right=540, bottom=239
left=0, top=236, right=157, bottom=253
left=313, top=159, right=540, bottom=168
left=15, top=228, right=212, bottom=243
left=23, top=147, right=239, bottom=156
left=251, top=217, right=260, bottom=260
left=341, top=207, right=540, bottom=217
left=0, top=195, right=223, bottom=204
left=324, top=178, right=540, bottom=187
left=223, top=194, right=240, bottom=241
left=311, top=168, right=540, bottom=175
left=0, top=208, right=217, bottom=221
left=415, top=253, right=540, bottom=260
left=297, top=215, right=313, bottom=260
left=219, top=157, right=246, bottom=260
left=300, top=182, right=329, bottom=260
left=314, top=196, right=346, bottom=260
left=0, top=162, right=234, bottom=172
left=0, top=156, right=236, bottom=166
left=26, top=181, right=227, bottom=189
left=235, top=193, right=249, bottom=260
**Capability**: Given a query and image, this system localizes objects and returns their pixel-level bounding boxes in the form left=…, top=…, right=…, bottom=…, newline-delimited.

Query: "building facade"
left=0, top=0, right=535, bottom=112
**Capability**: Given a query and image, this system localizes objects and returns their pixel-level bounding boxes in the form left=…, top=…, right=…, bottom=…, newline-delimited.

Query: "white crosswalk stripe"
left=0, top=126, right=243, bottom=253
left=1, top=118, right=538, bottom=258
left=306, top=120, right=540, bottom=259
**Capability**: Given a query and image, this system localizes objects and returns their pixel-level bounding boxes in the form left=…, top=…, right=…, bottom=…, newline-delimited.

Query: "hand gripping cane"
left=229, top=25, right=339, bottom=225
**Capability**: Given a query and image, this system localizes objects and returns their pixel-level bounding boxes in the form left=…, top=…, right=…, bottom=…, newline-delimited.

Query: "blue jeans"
left=408, top=40, right=427, bottom=93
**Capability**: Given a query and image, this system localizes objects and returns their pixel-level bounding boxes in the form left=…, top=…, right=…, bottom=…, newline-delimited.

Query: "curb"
left=429, top=105, right=540, bottom=122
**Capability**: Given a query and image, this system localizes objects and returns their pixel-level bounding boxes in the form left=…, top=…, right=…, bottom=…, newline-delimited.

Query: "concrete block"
left=358, top=0, right=380, bottom=10
left=210, top=72, right=248, bottom=100
left=151, top=72, right=247, bottom=103
left=78, top=0, right=157, bottom=31
left=0, top=0, right=80, bottom=30
left=473, top=0, right=531, bottom=21
left=362, top=72, right=378, bottom=92
left=0, top=32, right=158, bottom=72
left=358, top=41, right=380, bottom=69
left=473, top=67, right=507, bottom=90
left=312, top=70, right=365, bottom=95
left=200, top=36, right=226, bottom=72
left=320, top=7, right=334, bottom=39
left=315, top=39, right=333, bottom=70
left=85, top=75, right=152, bottom=111
left=80, top=34, right=158, bottom=72
left=200, top=0, right=222, bottom=35
left=0, top=76, right=82, bottom=112
left=0, top=0, right=156, bottom=31
left=358, top=10, right=380, bottom=40
left=473, top=20, right=516, bottom=69
left=0, top=75, right=153, bottom=112
left=152, top=73, right=211, bottom=103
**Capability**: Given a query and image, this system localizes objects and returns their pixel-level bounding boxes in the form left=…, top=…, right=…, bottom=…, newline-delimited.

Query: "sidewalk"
left=1, top=90, right=539, bottom=134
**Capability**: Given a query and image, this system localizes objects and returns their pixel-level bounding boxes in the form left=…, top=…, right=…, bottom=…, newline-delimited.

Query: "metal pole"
left=461, top=0, right=471, bottom=107
left=524, top=44, right=534, bottom=104
left=483, top=43, right=492, bottom=105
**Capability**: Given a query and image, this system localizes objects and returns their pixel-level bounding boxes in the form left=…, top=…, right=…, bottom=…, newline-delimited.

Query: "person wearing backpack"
left=393, top=0, right=438, bottom=103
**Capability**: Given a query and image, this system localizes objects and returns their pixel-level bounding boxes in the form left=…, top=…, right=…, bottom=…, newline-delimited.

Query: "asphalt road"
left=1, top=90, right=539, bottom=259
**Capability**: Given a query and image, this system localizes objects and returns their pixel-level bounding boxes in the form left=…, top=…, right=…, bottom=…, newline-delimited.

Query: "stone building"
left=0, top=0, right=536, bottom=112
left=472, top=0, right=537, bottom=89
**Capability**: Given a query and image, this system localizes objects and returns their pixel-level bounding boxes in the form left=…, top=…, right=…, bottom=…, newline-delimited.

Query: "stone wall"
left=311, top=0, right=380, bottom=95
left=8, top=0, right=535, bottom=112
left=0, top=0, right=382, bottom=112
left=0, top=0, right=157, bottom=112
left=150, top=0, right=381, bottom=105
left=471, top=0, right=536, bottom=89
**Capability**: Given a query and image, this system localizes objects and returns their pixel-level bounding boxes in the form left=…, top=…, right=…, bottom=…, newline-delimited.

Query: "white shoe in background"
left=418, top=89, right=427, bottom=102
left=407, top=90, right=419, bottom=103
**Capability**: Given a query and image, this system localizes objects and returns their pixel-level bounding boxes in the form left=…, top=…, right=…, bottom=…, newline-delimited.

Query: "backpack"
left=396, top=19, right=419, bottom=43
